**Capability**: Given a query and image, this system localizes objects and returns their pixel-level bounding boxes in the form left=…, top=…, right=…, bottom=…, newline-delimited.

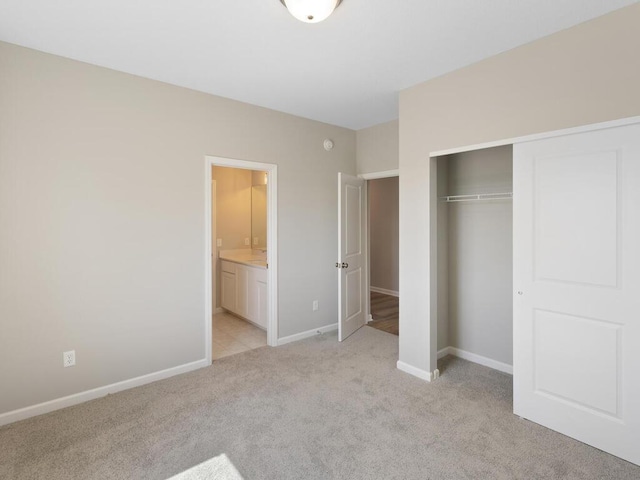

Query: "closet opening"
left=435, top=145, right=514, bottom=376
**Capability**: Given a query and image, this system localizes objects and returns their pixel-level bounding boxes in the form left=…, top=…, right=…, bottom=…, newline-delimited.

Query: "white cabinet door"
left=513, top=123, right=640, bottom=466
left=236, top=264, right=249, bottom=318
left=255, top=280, right=268, bottom=330
left=221, top=271, right=236, bottom=312
left=247, top=268, right=268, bottom=329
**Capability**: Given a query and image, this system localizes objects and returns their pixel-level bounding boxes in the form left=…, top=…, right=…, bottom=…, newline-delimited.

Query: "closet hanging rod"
left=439, top=192, right=513, bottom=203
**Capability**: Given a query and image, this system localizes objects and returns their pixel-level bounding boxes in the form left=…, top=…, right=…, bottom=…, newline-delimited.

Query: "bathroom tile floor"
left=212, top=311, right=267, bottom=360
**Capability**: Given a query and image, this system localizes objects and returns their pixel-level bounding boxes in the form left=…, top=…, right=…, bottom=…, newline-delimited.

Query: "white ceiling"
left=0, top=0, right=636, bottom=129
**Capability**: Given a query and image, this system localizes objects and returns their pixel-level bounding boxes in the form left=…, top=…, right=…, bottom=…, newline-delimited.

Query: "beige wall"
left=369, top=177, right=399, bottom=293
left=0, top=41, right=356, bottom=415
left=356, top=119, right=399, bottom=174
left=398, top=4, right=640, bottom=375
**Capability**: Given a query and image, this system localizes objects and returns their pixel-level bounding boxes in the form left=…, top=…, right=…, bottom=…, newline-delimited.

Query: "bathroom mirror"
left=251, top=185, right=267, bottom=249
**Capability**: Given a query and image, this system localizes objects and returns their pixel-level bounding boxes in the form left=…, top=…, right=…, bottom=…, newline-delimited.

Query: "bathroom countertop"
left=219, top=249, right=267, bottom=269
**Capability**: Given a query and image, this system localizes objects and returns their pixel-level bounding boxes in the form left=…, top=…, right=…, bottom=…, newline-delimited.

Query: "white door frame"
left=211, top=179, right=217, bottom=315
left=358, top=169, right=400, bottom=325
left=204, top=155, right=278, bottom=364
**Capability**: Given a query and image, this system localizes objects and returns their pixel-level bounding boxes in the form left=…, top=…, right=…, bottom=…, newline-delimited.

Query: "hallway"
left=367, top=291, right=399, bottom=336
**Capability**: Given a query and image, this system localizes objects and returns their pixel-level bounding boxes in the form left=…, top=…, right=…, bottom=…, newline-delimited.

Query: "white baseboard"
left=0, top=358, right=210, bottom=427
left=396, top=361, right=436, bottom=382
left=370, top=286, right=399, bottom=297
left=437, top=347, right=451, bottom=359
left=437, top=346, right=513, bottom=375
left=276, top=323, right=338, bottom=346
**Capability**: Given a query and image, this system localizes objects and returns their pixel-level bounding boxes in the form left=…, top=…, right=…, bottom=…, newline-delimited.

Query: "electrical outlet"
left=216, top=238, right=222, bottom=247
left=244, top=237, right=250, bottom=246
left=312, top=300, right=319, bottom=311
left=253, top=237, right=258, bottom=245
left=63, top=350, right=76, bottom=368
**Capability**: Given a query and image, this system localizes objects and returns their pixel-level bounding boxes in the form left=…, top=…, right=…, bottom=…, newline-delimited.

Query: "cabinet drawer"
left=221, top=260, right=236, bottom=274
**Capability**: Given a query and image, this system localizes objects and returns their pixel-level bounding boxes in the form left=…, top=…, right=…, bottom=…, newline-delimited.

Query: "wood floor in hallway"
left=368, top=291, right=399, bottom=336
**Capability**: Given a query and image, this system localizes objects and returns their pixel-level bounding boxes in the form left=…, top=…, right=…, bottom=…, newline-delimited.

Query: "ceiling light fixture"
left=279, top=0, right=342, bottom=24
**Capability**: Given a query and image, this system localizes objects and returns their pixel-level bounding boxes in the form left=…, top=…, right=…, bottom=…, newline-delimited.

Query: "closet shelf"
left=439, top=192, right=513, bottom=203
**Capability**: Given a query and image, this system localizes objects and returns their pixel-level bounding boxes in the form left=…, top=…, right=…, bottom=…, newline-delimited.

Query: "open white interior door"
left=513, top=123, right=640, bottom=466
left=338, top=173, right=366, bottom=342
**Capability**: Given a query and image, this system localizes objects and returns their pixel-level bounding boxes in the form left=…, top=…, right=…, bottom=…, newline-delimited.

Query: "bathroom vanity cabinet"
left=220, top=260, right=267, bottom=330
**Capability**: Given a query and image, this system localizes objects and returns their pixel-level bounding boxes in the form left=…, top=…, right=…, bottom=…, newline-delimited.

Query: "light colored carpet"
left=1, top=327, right=638, bottom=479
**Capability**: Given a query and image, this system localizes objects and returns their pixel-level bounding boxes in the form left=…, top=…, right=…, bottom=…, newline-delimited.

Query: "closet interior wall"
left=437, top=145, right=514, bottom=367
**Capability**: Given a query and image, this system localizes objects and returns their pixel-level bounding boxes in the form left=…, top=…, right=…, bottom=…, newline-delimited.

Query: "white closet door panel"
left=533, top=150, right=618, bottom=287
left=513, top=123, right=640, bottom=466
left=533, top=309, right=619, bottom=414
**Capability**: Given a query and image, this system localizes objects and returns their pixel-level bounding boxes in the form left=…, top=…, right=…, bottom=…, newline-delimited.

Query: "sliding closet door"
left=513, top=123, right=640, bottom=466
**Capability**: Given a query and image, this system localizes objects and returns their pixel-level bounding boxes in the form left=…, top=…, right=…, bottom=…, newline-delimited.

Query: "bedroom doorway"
left=355, top=170, right=400, bottom=337
left=367, top=175, right=399, bottom=336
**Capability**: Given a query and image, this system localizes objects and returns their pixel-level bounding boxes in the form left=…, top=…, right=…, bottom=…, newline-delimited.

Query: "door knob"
left=336, top=262, right=340, bottom=268
left=342, top=263, right=349, bottom=269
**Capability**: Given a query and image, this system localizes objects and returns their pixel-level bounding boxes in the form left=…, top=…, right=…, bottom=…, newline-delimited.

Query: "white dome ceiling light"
left=280, top=0, right=342, bottom=24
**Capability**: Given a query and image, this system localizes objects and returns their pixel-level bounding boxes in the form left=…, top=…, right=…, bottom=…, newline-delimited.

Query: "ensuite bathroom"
left=211, top=166, right=268, bottom=359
